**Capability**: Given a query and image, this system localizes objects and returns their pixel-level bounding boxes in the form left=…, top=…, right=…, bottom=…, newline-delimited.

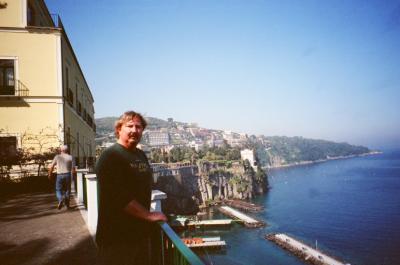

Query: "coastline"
left=265, top=150, right=382, bottom=169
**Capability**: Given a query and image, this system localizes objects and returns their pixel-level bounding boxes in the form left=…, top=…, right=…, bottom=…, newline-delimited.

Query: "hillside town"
left=96, top=117, right=270, bottom=155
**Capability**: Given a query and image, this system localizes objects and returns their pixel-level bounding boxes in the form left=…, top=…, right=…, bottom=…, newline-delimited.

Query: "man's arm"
left=48, top=157, right=56, bottom=179
left=48, top=165, right=55, bottom=179
left=124, top=200, right=167, bottom=222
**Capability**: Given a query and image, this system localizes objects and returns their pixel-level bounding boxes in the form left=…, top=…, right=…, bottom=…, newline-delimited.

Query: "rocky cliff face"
left=153, top=161, right=268, bottom=214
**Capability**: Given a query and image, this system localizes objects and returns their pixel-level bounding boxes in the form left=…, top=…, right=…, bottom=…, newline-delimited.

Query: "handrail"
left=16, top=80, right=29, bottom=96
left=158, top=221, right=204, bottom=265
left=0, top=80, right=29, bottom=96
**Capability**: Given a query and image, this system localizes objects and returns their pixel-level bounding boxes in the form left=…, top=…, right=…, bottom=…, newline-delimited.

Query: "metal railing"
left=0, top=80, right=29, bottom=96
left=156, top=222, right=204, bottom=265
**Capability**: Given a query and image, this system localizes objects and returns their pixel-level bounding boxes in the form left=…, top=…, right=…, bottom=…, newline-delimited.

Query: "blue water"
left=196, top=150, right=400, bottom=265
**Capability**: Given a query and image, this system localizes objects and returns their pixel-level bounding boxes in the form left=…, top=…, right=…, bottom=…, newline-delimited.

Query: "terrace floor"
left=0, top=191, right=97, bottom=265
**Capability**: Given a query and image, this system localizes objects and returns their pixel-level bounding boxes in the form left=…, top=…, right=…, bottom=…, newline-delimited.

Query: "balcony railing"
left=76, top=171, right=205, bottom=265
left=156, top=222, right=204, bottom=265
left=0, top=80, right=29, bottom=97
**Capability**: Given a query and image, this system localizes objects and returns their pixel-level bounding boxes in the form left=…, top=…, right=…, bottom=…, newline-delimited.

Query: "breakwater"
left=266, top=233, right=349, bottom=265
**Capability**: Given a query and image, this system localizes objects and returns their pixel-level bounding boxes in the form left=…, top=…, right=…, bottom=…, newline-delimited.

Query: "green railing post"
left=157, top=222, right=204, bottom=265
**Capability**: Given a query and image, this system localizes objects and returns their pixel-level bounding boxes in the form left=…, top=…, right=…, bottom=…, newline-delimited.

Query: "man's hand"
left=146, top=212, right=168, bottom=222
left=124, top=200, right=168, bottom=223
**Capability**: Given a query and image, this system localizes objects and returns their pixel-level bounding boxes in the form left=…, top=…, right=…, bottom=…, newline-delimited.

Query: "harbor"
left=219, top=205, right=265, bottom=228
left=266, top=233, right=350, bottom=265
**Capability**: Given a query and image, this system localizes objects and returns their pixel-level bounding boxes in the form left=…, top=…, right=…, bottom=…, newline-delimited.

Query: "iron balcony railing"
left=155, top=222, right=204, bottom=265
left=0, top=80, right=29, bottom=97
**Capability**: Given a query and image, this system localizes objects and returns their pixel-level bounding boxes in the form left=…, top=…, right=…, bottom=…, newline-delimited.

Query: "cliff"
left=153, top=160, right=268, bottom=215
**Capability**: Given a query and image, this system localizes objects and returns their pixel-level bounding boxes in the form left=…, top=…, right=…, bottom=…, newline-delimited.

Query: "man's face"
left=118, top=116, right=144, bottom=148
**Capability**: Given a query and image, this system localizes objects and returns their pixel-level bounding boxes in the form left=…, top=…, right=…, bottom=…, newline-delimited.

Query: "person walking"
left=48, top=145, right=76, bottom=210
left=96, top=110, right=167, bottom=265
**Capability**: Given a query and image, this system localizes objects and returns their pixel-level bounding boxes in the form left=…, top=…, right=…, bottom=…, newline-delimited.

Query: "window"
left=78, top=101, right=82, bottom=115
left=75, top=84, right=78, bottom=107
left=65, top=67, right=69, bottom=91
left=0, top=60, right=15, bottom=95
left=67, top=88, right=74, bottom=106
left=0, top=136, right=17, bottom=159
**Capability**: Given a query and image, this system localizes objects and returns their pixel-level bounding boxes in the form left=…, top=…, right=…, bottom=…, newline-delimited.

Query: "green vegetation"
left=149, top=144, right=241, bottom=163
left=262, top=136, right=370, bottom=166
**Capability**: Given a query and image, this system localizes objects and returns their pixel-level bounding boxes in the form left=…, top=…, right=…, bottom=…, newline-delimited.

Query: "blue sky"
left=45, top=0, right=400, bottom=149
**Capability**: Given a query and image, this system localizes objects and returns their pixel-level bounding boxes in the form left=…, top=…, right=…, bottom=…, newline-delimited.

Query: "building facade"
left=240, top=149, right=257, bottom=170
left=146, top=130, right=170, bottom=147
left=0, top=0, right=95, bottom=167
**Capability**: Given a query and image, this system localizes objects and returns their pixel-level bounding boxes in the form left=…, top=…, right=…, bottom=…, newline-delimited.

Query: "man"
left=96, top=111, right=167, bottom=265
left=48, top=145, right=76, bottom=210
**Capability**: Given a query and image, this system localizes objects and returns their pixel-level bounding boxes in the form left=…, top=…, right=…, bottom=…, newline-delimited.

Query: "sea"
left=193, top=149, right=400, bottom=265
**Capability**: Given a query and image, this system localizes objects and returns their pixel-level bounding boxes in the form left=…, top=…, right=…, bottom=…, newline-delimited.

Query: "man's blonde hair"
left=114, top=111, right=147, bottom=138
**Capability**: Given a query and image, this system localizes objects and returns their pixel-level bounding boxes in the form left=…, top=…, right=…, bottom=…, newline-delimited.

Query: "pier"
left=266, top=233, right=350, bottom=265
left=171, top=218, right=233, bottom=228
left=224, top=199, right=264, bottom=212
left=219, top=206, right=264, bottom=228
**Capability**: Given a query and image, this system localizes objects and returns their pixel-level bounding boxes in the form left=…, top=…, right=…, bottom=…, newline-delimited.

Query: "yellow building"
left=0, top=0, right=95, bottom=167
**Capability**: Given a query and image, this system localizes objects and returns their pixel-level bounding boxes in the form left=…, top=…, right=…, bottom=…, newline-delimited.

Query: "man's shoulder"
left=60, top=153, right=73, bottom=159
left=98, top=143, right=123, bottom=160
left=102, top=143, right=121, bottom=154
left=135, top=148, right=147, bottom=156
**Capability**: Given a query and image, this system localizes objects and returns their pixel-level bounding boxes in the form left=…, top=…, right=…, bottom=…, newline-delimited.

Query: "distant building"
left=189, top=139, right=204, bottom=151
left=207, top=135, right=225, bottom=148
left=222, top=130, right=247, bottom=147
left=0, top=0, right=95, bottom=167
left=147, top=130, right=170, bottom=147
left=151, top=162, right=197, bottom=183
left=240, top=149, right=257, bottom=170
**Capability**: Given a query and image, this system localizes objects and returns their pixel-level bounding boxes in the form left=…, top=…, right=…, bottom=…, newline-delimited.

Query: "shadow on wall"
left=0, top=100, right=30, bottom=107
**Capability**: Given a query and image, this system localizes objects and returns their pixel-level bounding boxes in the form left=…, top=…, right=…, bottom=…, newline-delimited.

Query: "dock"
left=181, top=237, right=226, bottom=249
left=219, top=206, right=265, bottom=228
left=266, top=233, right=350, bottom=265
left=224, top=199, right=264, bottom=212
left=171, top=218, right=233, bottom=228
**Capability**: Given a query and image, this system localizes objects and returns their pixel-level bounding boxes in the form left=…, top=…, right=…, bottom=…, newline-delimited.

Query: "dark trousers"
left=55, top=173, right=71, bottom=205
left=97, top=238, right=150, bottom=265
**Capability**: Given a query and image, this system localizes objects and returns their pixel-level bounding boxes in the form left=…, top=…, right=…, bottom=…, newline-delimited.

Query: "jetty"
left=219, top=206, right=264, bottom=228
left=266, top=233, right=350, bottom=265
left=171, top=217, right=233, bottom=228
left=224, top=199, right=264, bottom=212
left=181, top=237, right=226, bottom=249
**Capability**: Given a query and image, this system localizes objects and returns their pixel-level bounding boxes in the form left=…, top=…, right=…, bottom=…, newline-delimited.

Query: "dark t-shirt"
left=95, top=143, right=153, bottom=247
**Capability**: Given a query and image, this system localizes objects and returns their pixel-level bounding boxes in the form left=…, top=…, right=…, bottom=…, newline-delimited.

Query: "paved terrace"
left=0, top=191, right=97, bottom=265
